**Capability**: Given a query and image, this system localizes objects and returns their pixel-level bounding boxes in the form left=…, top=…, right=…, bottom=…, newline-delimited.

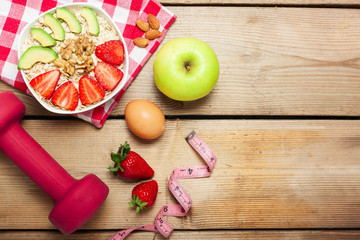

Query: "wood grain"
left=1, top=230, right=360, bottom=240
left=1, top=120, right=360, bottom=230
left=159, top=0, right=360, bottom=6
left=3, top=7, right=360, bottom=117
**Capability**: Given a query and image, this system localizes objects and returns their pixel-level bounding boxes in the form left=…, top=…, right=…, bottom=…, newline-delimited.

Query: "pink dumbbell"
left=0, top=91, right=109, bottom=234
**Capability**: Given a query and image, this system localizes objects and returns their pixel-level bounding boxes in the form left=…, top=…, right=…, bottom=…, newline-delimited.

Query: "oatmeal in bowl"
left=18, top=3, right=129, bottom=114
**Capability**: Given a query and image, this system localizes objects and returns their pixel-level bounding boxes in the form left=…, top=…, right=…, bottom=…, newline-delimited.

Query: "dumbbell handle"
left=0, top=122, right=76, bottom=203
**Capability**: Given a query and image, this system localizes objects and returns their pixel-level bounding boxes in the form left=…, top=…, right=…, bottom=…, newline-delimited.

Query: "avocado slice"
left=18, top=46, right=58, bottom=69
left=81, top=7, right=99, bottom=36
left=56, top=8, right=82, bottom=33
left=44, top=13, right=65, bottom=41
left=30, top=28, right=56, bottom=47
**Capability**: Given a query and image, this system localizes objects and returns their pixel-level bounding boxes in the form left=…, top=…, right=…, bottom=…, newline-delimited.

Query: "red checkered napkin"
left=0, top=0, right=176, bottom=127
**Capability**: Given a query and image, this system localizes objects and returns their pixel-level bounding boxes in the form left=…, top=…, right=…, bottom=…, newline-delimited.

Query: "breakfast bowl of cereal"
left=17, top=3, right=129, bottom=114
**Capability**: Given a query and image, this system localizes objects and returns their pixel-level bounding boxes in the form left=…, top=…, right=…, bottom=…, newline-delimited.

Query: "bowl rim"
left=18, top=2, right=129, bottom=115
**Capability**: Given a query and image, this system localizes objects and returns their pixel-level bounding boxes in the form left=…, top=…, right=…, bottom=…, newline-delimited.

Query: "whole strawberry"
left=108, top=142, right=154, bottom=180
left=129, top=180, right=158, bottom=212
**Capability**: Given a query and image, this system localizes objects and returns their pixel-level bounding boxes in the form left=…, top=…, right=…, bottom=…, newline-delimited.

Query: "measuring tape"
left=108, top=130, right=217, bottom=240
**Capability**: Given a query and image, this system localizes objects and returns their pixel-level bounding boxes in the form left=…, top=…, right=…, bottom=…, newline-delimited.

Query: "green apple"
left=153, top=37, right=219, bottom=101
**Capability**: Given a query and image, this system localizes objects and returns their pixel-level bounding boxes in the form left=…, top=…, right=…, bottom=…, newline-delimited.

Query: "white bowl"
left=18, top=3, right=129, bottom=115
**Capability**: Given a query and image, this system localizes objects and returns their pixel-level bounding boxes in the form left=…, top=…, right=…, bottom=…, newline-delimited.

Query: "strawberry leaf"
left=108, top=141, right=131, bottom=175
left=111, top=152, right=122, bottom=163
left=108, top=166, right=119, bottom=176
left=118, top=141, right=131, bottom=155
left=129, top=194, right=148, bottom=213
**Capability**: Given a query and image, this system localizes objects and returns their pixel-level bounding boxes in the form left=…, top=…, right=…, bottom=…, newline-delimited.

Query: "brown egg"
left=125, top=99, right=165, bottom=139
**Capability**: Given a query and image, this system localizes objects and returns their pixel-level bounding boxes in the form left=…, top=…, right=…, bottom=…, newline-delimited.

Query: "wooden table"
left=1, top=0, right=360, bottom=239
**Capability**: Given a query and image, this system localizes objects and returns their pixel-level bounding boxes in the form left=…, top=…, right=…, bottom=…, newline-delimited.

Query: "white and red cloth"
left=0, top=0, right=176, bottom=127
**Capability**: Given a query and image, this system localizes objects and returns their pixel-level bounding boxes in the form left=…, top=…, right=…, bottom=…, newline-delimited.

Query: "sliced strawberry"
left=30, top=69, right=60, bottom=99
left=79, top=75, right=105, bottom=105
left=51, top=81, right=79, bottom=111
left=95, top=40, right=124, bottom=66
left=94, top=62, right=124, bottom=91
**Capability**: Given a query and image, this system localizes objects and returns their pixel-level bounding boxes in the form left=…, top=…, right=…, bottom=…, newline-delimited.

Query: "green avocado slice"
left=56, top=8, right=82, bottom=33
left=30, top=28, right=56, bottom=47
left=18, top=46, right=59, bottom=70
left=81, top=7, right=99, bottom=36
left=44, top=13, right=65, bottom=41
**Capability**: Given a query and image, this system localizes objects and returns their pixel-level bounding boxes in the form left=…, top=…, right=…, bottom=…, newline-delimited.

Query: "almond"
left=147, top=14, right=160, bottom=30
left=145, top=30, right=162, bottom=40
left=133, top=38, right=149, bottom=48
left=136, top=20, right=150, bottom=32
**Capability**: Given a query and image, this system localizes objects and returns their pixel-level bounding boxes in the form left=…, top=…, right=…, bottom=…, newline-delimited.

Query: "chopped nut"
left=85, top=44, right=95, bottom=56
left=75, top=46, right=83, bottom=56
left=86, top=59, right=94, bottom=72
left=74, top=34, right=95, bottom=57
left=68, top=58, right=77, bottom=65
left=60, top=39, right=76, bottom=60
left=66, top=65, right=75, bottom=75
left=77, top=56, right=86, bottom=64
left=62, top=50, right=72, bottom=60
left=73, top=56, right=94, bottom=73
left=54, top=58, right=75, bottom=76
left=56, top=34, right=95, bottom=76
left=54, top=58, right=67, bottom=68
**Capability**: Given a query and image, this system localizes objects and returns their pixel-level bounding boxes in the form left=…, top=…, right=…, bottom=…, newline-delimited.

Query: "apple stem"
left=184, top=61, right=191, bottom=72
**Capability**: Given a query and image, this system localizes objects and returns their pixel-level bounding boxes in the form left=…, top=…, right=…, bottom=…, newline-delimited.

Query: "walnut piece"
left=60, top=39, right=76, bottom=60
left=57, top=35, right=96, bottom=75
left=75, top=34, right=95, bottom=57
left=62, top=50, right=72, bottom=60
left=54, top=58, right=75, bottom=76
left=75, top=56, right=95, bottom=72
left=85, top=44, right=95, bottom=56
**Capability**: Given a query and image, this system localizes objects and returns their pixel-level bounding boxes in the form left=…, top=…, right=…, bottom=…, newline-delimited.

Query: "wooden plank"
left=3, top=7, right=360, bottom=117
left=159, top=0, right=360, bottom=6
left=1, top=230, right=360, bottom=239
left=1, top=120, right=360, bottom=230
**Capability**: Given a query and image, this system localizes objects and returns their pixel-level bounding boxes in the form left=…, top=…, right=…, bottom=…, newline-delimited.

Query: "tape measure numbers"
left=109, top=130, right=217, bottom=240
